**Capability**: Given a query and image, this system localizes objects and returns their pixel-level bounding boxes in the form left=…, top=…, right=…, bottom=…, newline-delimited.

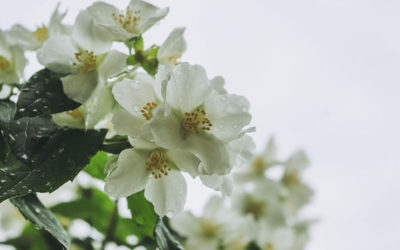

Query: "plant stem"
left=101, top=200, right=119, bottom=250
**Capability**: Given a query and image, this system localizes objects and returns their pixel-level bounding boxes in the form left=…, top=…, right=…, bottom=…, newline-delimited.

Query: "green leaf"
left=246, top=242, right=262, bottom=250
left=127, top=191, right=158, bottom=238
left=154, top=218, right=183, bottom=250
left=0, top=116, right=107, bottom=203
left=51, top=188, right=114, bottom=233
left=84, top=151, right=108, bottom=180
left=2, top=224, right=51, bottom=250
left=10, top=194, right=70, bottom=249
left=126, top=55, right=137, bottom=65
left=15, top=69, right=80, bottom=119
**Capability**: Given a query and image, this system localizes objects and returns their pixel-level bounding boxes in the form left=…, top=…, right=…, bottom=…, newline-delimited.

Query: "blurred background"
left=1, top=0, right=400, bottom=249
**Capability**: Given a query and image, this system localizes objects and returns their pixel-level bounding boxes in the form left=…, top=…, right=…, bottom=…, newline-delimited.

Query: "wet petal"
left=105, top=149, right=150, bottom=198
left=144, top=170, right=186, bottom=217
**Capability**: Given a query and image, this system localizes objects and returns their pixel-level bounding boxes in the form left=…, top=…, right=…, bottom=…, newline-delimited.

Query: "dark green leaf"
left=154, top=218, right=183, bottom=250
left=0, top=100, right=16, bottom=126
left=127, top=191, right=158, bottom=238
left=84, top=151, right=108, bottom=180
left=246, top=242, right=262, bottom=250
left=10, top=194, right=70, bottom=249
left=15, top=69, right=80, bottom=119
left=0, top=116, right=107, bottom=203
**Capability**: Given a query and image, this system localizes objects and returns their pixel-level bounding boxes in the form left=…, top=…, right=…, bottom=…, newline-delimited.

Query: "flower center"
left=282, top=172, right=301, bottom=186
left=145, top=150, right=171, bottom=179
left=112, top=7, right=141, bottom=33
left=141, top=102, right=158, bottom=120
left=0, top=56, right=10, bottom=71
left=251, top=156, right=265, bottom=174
left=32, top=25, right=48, bottom=43
left=72, top=50, right=97, bottom=72
left=167, top=55, right=182, bottom=65
left=244, top=197, right=266, bottom=219
left=200, top=219, right=219, bottom=238
left=182, top=108, right=212, bottom=134
left=265, top=242, right=275, bottom=250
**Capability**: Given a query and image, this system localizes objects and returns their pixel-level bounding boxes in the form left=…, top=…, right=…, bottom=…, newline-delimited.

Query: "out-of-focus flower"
left=0, top=30, right=26, bottom=84
left=157, top=27, right=186, bottom=67
left=255, top=223, right=296, bottom=250
left=86, top=0, right=169, bottom=41
left=6, top=3, right=71, bottom=50
left=0, top=201, right=25, bottom=241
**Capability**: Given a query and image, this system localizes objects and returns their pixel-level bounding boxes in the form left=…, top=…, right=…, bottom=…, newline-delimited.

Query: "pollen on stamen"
left=167, top=54, right=182, bottom=66
left=72, top=50, right=97, bottom=72
left=32, top=25, right=48, bottom=43
left=112, top=7, right=141, bottom=32
left=0, top=56, right=10, bottom=71
left=145, top=151, right=171, bottom=179
left=183, top=108, right=212, bottom=134
left=141, top=102, right=158, bottom=120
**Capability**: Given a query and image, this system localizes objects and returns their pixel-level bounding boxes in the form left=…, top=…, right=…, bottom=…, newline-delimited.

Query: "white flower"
left=171, top=196, right=252, bottom=250
left=37, top=10, right=127, bottom=128
left=104, top=145, right=193, bottom=217
left=86, top=0, right=169, bottom=41
left=0, top=30, right=26, bottom=84
left=256, top=223, right=296, bottom=250
left=6, top=3, right=71, bottom=50
left=234, top=137, right=279, bottom=183
left=148, top=63, right=252, bottom=175
left=157, top=27, right=186, bottom=67
left=280, top=150, right=313, bottom=211
left=231, top=181, right=286, bottom=226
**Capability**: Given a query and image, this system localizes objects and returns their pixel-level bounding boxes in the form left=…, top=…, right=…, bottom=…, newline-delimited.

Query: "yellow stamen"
left=0, top=56, right=10, bottom=71
left=265, top=242, right=274, bottom=250
left=251, top=156, right=265, bottom=174
left=182, top=108, right=212, bottom=134
left=167, top=54, right=182, bottom=65
left=200, top=219, right=219, bottom=238
left=32, top=25, right=48, bottom=43
left=72, top=50, right=97, bottom=72
left=66, top=107, right=84, bottom=119
left=145, top=150, right=171, bottom=179
left=112, top=7, right=141, bottom=33
left=141, top=102, right=158, bottom=120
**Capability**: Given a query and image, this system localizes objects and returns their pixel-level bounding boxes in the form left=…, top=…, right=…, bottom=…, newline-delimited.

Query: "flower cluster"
left=1, top=0, right=253, bottom=217
left=171, top=138, right=315, bottom=250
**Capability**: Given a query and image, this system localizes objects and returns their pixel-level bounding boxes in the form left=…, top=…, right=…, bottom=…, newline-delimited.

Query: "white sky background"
left=1, top=0, right=400, bottom=249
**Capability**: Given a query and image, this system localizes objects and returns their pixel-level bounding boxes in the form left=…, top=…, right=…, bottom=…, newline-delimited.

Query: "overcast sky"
left=1, top=1, right=400, bottom=249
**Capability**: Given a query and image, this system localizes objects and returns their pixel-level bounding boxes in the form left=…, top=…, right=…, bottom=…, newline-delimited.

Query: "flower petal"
left=112, top=78, right=157, bottom=117
left=170, top=212, right=202, bottom=237
left=84, top=82, right=114, bottom=128
left=183, top=132, right=231, bottom=175
left=167, top=149, right=200, bottom=177
left=112, top=108, right=146, bottom=138
left=37, top=35, right=76, bottom=73
left=72, top=10, right=112, bottom=54
left=157, top=27, right=186, bottom=66
left=61, top=71, right=97, bottom=103
left=98, top=50, right=128, bottom=80
left=105, top=149, right=150, bottom=198
left=166, top=63, right=212, bottom=113
left=144, top=170, right=187, bottom=217
left=200, top=175, right=233, bottom=196
left=204, top=94, right=252, bottom=140
left=128, top=0, right=169, bottom=34
left=148, top=104, right=182, bottom=149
